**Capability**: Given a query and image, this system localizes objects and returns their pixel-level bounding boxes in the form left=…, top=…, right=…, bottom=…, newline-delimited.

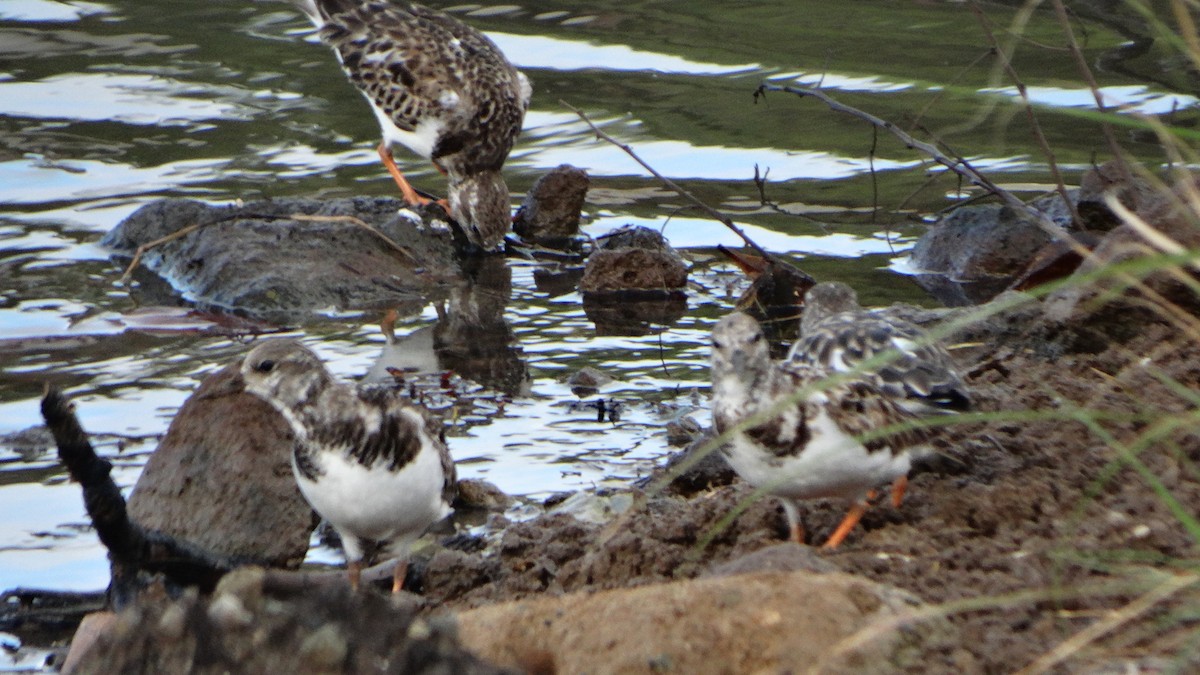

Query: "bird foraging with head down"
left=281, top=0, right=532, bottom=251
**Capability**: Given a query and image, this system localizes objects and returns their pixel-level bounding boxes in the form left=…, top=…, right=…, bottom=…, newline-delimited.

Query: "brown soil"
left=416, top=310, right=1200, bottom=674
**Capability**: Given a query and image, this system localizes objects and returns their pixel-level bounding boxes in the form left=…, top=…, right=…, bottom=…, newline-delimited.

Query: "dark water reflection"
left=1, top=0, right=1193, bottom=590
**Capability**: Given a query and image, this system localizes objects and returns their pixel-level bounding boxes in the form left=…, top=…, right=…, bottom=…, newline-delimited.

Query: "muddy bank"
left=49, top=272, right=1200, bottom=672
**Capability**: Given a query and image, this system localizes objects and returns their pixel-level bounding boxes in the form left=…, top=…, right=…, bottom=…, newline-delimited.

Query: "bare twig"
left=754, top=82, right=1072, bottom=242
left=119, top=221, right=211, bottom=285
left=1047, top=0, right=1128, bottom=179
left=562, top=100, right=775, bottom=261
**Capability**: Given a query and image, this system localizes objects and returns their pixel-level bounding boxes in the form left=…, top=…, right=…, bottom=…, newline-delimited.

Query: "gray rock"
left=512, top=164, right=589, bottom=243
left=102, top=197, right=460, bottom=322
left=127, top=363, right=314, bottom=569
left=579, top=225, right=688, bottom=296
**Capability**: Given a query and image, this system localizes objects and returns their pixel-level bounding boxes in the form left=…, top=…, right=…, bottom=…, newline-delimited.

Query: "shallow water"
left=0, top=0, right=1190, bottom=599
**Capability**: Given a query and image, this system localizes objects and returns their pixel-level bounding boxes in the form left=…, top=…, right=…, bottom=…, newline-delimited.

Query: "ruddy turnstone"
left=233, top=338, right=456, bottom=592
left=710, top=312, right=932, bottom=548
left=793, top=282, right=970, bottom=415
left=283, top=0, right=532, bottom=251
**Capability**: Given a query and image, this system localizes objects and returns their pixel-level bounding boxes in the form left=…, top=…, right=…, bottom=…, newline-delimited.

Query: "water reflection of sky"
left=982, top=84, right=1198, bottom=115
left=0, top=0, right=108, bottom=23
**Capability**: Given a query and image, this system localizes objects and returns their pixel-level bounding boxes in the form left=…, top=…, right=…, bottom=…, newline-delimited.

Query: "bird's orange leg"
left=378, top=143, right=431, bottom=206
left=392, top=560, right=408, bottom=594
left=378, top=143, right=453, bottom=216
left=891, top=475, right=909, bottom=509
left=823, top=500, right=870, bottom=549
left=789, top=521, right=806, bottom=545
left=347, top=559, right=363, bottom=592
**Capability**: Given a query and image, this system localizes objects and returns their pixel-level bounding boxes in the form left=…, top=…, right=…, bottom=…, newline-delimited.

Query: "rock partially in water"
left=565, top=366, right=614, bottom=397
left=512, top=164, right=589, bottom=245
left=910, top=192, right=1075, bottom=306
left=102, top=197, right=460, bottom=323
left=455, top=570, right=958, bottom=674
left=127, top=363, right=315, bottom=570
left=579, top=225, right=688, bottom=296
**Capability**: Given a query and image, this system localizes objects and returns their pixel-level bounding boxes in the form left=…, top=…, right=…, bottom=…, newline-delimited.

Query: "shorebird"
left=710, top=312, right=932, bottom=548
left=793, top=282, right=970, bottom=415
left=232, top=338, right=456, bottom=592
left=282, top=0, right=532, bottom=251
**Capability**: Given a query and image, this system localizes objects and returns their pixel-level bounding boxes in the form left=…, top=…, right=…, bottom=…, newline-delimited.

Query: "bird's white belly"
left=294, top=442, right=449, bottom=548
left=368, top=97, right=444, bottom=160
left=725, top=408, right=914, bottom=503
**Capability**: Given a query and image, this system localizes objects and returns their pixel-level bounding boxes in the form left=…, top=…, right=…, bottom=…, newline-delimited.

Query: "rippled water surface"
left=0, top=0, right=1190, bottom=595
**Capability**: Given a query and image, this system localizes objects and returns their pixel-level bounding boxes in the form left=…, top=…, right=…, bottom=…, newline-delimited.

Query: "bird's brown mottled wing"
left=793, top=312, right=970, bottom=412
left=317, top=2, right=525, bottom=171
left=821, top=376, right=931, bottom=456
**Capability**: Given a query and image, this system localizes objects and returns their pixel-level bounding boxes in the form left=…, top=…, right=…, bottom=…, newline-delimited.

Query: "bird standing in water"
left=283, top=0, right=532, bottom=251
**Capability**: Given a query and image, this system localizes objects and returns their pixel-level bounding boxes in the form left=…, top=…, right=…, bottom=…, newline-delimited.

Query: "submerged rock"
left=102, top=197, right=460, bottom=322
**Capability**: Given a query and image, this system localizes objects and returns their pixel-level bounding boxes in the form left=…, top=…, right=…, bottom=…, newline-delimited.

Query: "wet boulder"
left=512, top=164, right=589, bottom=245
left=909, top=193, right=1075, bottom=306
left=102, top=197, right=460, bottom=323
left=580, top=225, right=689, bottom=334
left=126, top=364, right=315, bottom=569
left=579, top=225, right=688, bottom=296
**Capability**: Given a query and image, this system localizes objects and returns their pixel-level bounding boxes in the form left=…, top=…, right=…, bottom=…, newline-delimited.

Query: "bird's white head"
left=710, top=312, right=772, bottom=389
left=448, top=170, right=510, bottom=252
left=239, top=339, right=333, bottom=411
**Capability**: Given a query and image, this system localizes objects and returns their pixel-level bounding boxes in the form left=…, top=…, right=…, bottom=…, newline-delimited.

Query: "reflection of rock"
left=456, top=571, right=957, bottom=674
left=512, top=164, right=589, bottom=245
left=102, top=198, right=458, bottom=322
left=583, top=294, right=687, bottom=336
left=433, top=257, right=529, bottom=397
left=532, top=265, right=585, bottom=298
left=127, top=364, right=314, bottom=570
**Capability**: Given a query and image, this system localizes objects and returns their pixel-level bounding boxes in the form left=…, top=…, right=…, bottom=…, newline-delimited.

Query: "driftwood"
left=37, top=387, right=397, bottom=610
